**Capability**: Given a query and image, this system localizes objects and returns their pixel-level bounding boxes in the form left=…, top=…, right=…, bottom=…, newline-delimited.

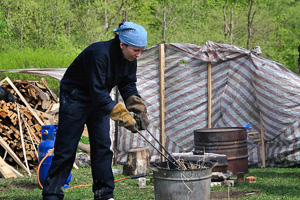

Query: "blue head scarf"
left=113, top=22, right=147, bottom=48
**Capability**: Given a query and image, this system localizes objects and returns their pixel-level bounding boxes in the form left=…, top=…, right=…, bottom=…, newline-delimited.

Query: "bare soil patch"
left=211, top=190, right=261, bottom=199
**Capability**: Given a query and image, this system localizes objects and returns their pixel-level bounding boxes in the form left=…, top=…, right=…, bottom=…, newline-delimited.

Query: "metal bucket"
left=194, top=127, right=248, bottom=174
left=151, top=162, right=212, bottom=200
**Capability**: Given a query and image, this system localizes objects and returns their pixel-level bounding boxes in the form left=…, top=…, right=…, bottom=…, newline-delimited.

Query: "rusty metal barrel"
left=194, top=127, right=248, bottom=174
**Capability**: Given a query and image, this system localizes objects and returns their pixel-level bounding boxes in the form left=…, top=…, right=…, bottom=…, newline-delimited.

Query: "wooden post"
left=113, top=87, right=119, bottom=166
left=260, top=118, right=266, bottom=167
left=207, top=62, right=212, bottom=128
left=159, top=44, right=166, bottom=161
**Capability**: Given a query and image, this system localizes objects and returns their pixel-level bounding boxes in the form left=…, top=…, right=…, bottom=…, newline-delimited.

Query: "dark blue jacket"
left=60, top=37, right=140, bottom=115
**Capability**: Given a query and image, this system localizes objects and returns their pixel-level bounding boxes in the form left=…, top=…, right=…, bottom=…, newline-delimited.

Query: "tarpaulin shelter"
left=2, top=41, right=300, bottom=167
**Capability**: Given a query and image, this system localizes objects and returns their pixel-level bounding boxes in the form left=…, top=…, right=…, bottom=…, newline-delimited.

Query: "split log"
left=123, top=147, right=150, bottom=176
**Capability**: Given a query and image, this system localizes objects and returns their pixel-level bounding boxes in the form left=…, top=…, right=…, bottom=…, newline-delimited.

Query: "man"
left=42, top=22, right=149, bottom=200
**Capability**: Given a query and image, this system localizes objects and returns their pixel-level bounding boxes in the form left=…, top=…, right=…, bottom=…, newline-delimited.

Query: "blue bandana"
left=113, top=22, right=147, bottom=48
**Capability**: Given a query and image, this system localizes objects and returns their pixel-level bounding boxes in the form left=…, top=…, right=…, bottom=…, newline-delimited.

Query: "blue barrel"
left=38, top=125, right=71, bottom=188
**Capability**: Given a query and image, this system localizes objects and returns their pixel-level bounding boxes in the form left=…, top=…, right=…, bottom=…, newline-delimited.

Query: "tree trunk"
left=223, top=0, right=229, bottom=38
left=104, top=0, right=108, bottom=31
left=20, top=18, right=24, bottom=49
left=230, top=6, right=233, bottom=44
left=247, top=0, right=255, bottom=49
left=162, top=6, right=166, bottom=43
left=0, top=1, right=10, bottom=38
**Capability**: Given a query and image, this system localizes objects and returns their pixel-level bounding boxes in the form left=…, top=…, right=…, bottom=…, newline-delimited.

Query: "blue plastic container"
left=38, top=125, right=71, bottom=188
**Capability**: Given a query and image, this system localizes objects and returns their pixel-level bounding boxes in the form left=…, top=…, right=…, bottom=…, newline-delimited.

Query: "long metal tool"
left=136, top=130, right=182, bottom=169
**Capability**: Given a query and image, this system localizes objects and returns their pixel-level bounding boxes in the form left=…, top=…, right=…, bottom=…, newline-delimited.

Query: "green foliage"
left=0, top=47, right=79, bottom=92
left=0, top=47, right=79, bottom=70
left=0, top=0, right=299, bottom=75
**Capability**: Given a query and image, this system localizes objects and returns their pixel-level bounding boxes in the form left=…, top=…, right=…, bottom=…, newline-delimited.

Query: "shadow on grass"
left=249, top=170, right=300, bottom=179
left=10, top=179, right=40, bottom=190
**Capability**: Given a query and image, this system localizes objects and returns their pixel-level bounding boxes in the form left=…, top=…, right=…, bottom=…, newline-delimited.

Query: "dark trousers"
left=42, top=87, right=115, bottom=200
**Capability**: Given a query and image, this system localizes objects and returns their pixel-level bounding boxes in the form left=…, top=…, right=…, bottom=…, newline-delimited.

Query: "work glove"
left=125, top=95, right=149, bottom=130
left=110, top=102, right=138, bottom=133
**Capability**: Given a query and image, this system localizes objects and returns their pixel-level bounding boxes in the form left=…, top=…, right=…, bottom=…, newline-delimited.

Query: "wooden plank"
left=9, top=164, right=24, bottom=177
left=159, top=43, right=165, bottom=162
left=3, top=77, right=44, bottom=126
left=17, top=104, right=31, bottom=174
left=0, top=136, right=30, bottom=175
left=207, top=62, right=212, bottom=128
left=260, top=118, right=266, bottom=168
left=0, top=156, right=17, bottom=178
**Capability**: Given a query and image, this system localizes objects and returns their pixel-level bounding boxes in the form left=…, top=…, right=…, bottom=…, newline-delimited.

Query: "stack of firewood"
left=0, top=100, right=47, bottom=168
left=1, top=78, right=58, bottom=113
left=0, top=77, right=59, bottom=178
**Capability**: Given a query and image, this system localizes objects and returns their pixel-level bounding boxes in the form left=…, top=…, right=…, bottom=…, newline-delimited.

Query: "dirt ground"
left=211, top=190, right=261, bottom=199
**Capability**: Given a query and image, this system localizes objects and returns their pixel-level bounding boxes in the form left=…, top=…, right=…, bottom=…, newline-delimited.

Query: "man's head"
left=114, top=22, right=147, bottom=61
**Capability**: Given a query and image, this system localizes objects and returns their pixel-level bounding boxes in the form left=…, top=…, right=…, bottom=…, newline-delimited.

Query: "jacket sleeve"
left=85, top=51, right=116, bottom=115
left=118, top=61, right=141, bottom=102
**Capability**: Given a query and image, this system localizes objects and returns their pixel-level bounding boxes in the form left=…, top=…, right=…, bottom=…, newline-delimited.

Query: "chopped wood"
left=2, top=77, right=44, bottom=125
left=0, top=101, right=44, bottom=172
left=0, top=78, right=60, bottom=172
left=123, top=147, right=150, bottom=176
left=40, top=78, right=58, bottom=103
left=2, top=77, right=58, bottom=116
left=17, top=104, right=31, bottom=175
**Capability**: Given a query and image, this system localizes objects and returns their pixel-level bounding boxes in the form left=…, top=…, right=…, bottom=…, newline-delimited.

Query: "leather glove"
left=110, top=102, right=138, bottom=133
left=125, top=95, right=149, bottom=130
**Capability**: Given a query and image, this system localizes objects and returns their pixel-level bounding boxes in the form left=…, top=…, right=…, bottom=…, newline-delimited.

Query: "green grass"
left=237, top=167, right=300, bottom=200
left=0, top=47, right=80, bottom=94
left=0, top=167, right=299, bottom=200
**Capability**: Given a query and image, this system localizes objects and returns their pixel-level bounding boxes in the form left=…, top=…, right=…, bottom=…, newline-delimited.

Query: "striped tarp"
left=118, top=41, right=300, bottom=167
left=1, top=41, right=299, bottom=167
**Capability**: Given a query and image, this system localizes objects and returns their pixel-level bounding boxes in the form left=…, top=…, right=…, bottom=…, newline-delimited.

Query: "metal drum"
left=194, top=127, right=248, bottom=174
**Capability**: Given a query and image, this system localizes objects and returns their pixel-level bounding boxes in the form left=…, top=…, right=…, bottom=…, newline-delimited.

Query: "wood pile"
left=0, top=101, right=47, bottom=168
left=1, top=78, right=58, bottom=113
left=0, top=77, right=59, bottom=178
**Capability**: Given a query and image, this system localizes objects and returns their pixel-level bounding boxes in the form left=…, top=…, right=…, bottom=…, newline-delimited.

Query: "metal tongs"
left=137, top=129, right=182, bottom=169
